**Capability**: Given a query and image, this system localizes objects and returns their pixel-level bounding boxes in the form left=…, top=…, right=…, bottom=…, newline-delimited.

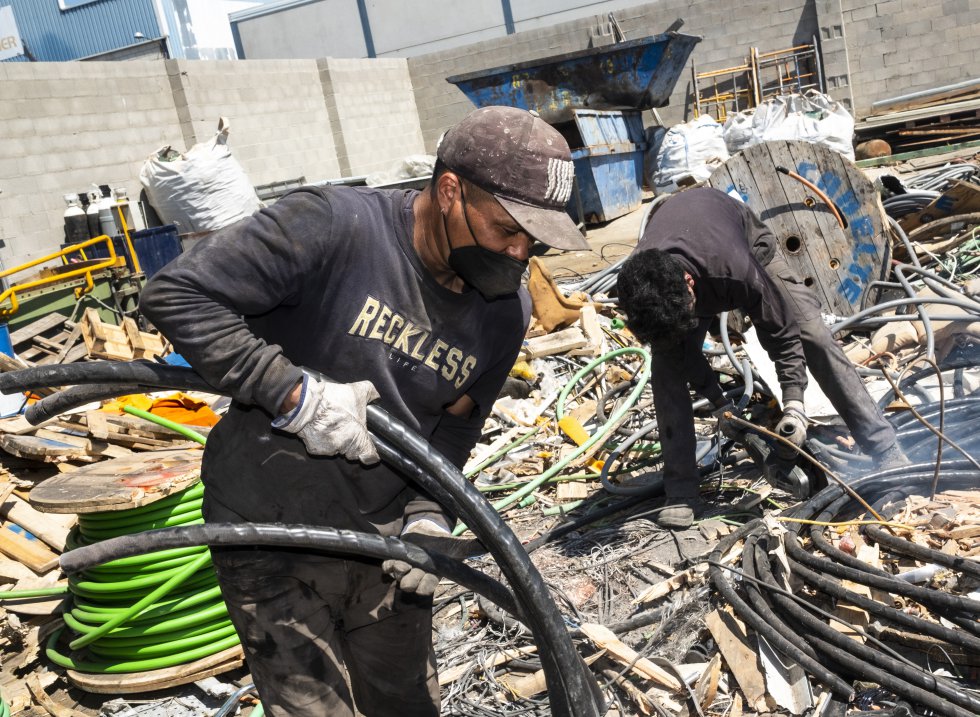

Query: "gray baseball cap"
left=437, top=106, right=589, bottom=251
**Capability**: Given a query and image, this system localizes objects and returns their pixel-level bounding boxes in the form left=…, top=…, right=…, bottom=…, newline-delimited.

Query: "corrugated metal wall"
left=0, top=0, right=163, bottom=61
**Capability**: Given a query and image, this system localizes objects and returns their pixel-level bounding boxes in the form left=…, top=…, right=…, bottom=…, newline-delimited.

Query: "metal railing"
left=0, top=234, right=119, bottom=318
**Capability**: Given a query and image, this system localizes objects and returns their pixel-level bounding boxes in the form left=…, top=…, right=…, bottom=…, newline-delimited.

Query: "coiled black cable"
left=60, top=523, right=519, bottom=617
left=707, top=521, right=855, bottom=699
left=1, top=361, right=603, bottom=717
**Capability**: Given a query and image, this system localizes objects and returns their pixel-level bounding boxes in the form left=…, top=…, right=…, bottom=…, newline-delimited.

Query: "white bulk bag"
left=140, top=118, right=263, bottom=233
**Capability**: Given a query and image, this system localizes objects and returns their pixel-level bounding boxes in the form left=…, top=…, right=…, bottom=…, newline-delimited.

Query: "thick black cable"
left=61, top=523, right=519, bottom=616
left=740, top=531, right=821, bottom=663
left=793, top=480, right=980, bottom=618
left=864, top=527, right=980, bottom=580
left=786, top=551, right=980, bottom=653
left=706, top=521, right=854, bottom=699
left=3, top=361, right=603, bottom=717
left=749, top=535, right=980, bottom=716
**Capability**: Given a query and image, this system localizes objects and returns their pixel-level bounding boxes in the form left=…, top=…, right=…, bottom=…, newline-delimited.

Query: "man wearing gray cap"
left=140, top=105, right=587, bottom=717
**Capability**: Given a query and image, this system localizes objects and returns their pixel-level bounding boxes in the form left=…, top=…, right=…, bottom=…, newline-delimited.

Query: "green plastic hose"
left=454, top=347, right=651, bottom=534
left=121, top=405, right=208, bottom=445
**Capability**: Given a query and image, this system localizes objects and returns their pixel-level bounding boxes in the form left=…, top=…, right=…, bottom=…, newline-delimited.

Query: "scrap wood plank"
left=27, top=672, right=74, bottom=717
left=0, top=414, right=56, bottom=436
left=520, top=327, right=588, bottom=360
left=556, top=480, right=590, bottom=502
left=634, top=543, right=742, bottom=605
left=567, top=305, right=606, bottom=358
left=0, top=433, right=94, bottom=463
left=947, top=524, right=980, bottom=540
left=499, top=651, right=604, bottom=699
left=34, top=427, right=131, bottom=459
left=28, top=448, right=202, bottom=514
left=0, top=494, right=75, bottom=551
left=67, top=645, right=245, bottom=694
left=878, top=626, right=980, bottom=667
left=633, top=565, right=701, bottom=605
left=832, top=542, right=875, bottom=642
left=0, top=522, right=59, bottom=573
left=695, top=654, right=722, bottom=712
left=2, top=668, right=56, bottom=715
left=706, top=608, right=768, bottom=712
left=51, top=321, right=84, bottom=364
left=579, top=623, right=683, bottom=690
left=84, top=410, right=109, bottom=440
left=9, top=313, right=68, bottom=347
left=0, top=555, right=37, bottom=584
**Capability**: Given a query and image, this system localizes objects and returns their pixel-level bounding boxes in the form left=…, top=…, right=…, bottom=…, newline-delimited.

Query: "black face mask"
left=448, top=245, right=527, bottom=300
left=445, top=185, right=528, bottom=300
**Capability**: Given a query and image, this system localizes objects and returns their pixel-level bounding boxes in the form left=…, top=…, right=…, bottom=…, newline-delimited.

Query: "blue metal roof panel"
left=1, top=0, right=162, bottom=61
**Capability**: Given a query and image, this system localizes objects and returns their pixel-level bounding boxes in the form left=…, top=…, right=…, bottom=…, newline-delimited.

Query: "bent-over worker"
left=616, top=187, right=907, bottom=530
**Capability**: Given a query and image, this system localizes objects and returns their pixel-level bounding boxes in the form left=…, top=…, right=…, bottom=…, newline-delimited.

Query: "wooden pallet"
left=79, top=308, right=167, bottom=361
left=9, top=312, right=87, bottom=365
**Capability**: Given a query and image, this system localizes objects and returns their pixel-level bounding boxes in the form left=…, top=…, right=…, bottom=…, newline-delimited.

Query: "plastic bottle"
left=97, top=185, right=119, bottom=238
left=63, top=194, right=89, bottom=244
left=85, top=191, right=101, bottom=239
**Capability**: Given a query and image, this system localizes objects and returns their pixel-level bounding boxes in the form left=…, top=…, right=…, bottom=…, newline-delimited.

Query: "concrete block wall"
left=169, top=59, right=343, bottom=186
left=407, top=0, right=821, bottom=151
left=0, top=57, right=424, bottom=269
left=0, top=61, right=184, bottom=269
left=841, top=0, right=980, bottom=119
left=318, top=58, right=425, bottom=178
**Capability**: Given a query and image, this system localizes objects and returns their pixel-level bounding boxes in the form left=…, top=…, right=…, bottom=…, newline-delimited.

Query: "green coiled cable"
left=45, top=419, right=241, bottom=674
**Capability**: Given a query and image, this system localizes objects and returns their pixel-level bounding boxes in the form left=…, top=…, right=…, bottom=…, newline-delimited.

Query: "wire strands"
left=45, top=481, right=239, bottom=673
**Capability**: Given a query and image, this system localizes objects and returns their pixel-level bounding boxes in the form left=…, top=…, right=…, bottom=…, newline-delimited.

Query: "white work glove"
left=711, top=400, right=743, bottom=440
left=274, top=374, right=380, bottom=464
left=774, top=399, right=808, bottom=458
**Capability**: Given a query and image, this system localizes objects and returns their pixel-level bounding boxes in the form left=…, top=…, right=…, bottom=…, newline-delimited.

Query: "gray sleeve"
left=735, top=261, right=808, bottom=403
left=736, top=199, right=778, bottom=267
left=139, top=189, right=332, bottom=415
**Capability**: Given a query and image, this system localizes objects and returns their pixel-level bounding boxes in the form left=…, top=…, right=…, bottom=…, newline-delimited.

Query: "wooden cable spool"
left=708, top=139, right=890, bottom=316
left=28, top=449, right=201, bottom=514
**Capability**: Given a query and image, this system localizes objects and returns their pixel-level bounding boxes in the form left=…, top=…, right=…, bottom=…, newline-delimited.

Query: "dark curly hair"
left=616, top=249, right=697, bottom=346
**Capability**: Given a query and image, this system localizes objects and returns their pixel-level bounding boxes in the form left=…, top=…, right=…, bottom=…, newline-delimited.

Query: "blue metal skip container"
left=561, top=110, right=647, bottom=224
left=446, top=32, right=700, bottom=125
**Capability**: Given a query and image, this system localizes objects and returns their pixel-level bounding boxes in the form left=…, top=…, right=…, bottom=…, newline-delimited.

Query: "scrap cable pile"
left=711, top=460, right=980, bottom=714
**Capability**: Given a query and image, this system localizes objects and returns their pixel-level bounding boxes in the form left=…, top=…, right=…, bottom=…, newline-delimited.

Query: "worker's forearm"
left=279, top=381, right=303, bottom=415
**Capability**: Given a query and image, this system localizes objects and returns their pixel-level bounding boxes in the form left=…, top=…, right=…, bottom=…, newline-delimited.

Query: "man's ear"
left=436, top=172, right=460, bottom=215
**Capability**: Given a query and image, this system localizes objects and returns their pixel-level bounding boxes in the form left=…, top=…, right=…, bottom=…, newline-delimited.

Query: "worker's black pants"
left=210, top=545, right=439, bottom=717
left=653, top=257, right=897, bottom=499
